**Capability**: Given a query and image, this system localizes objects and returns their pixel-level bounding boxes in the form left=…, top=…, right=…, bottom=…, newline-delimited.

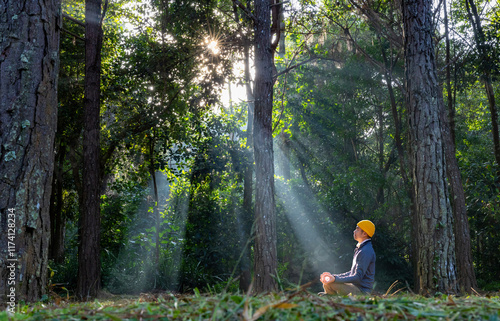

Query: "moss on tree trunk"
left=0, top=0, right=60, bottom=303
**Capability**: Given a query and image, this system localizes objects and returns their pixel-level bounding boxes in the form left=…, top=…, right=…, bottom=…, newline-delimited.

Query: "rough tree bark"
left=0, top=0, right=60, bottom=302
left=402, top=0, right=459, bottom=294
left=77, top=0, right=104, bottom=300
left=253, top=0, right=278, bottom=293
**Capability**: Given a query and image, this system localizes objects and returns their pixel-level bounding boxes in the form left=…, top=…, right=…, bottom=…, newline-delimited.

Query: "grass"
left=1, top=287, right=499, bottom=320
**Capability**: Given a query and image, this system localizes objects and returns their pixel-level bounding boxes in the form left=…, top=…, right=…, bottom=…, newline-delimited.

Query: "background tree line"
left=1, top=0, right=499, bottom=302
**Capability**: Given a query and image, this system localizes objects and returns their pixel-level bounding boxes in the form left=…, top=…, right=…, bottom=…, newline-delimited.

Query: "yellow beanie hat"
left=357, top=220, right=375, bottom=237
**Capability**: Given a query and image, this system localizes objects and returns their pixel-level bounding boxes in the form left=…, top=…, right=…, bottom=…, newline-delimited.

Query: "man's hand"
left=320, top=272, right=335, bottom=284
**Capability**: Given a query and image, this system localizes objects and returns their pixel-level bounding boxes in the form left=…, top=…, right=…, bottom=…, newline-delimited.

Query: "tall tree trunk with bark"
left=0, top=0, right=60, bottom=302
left=77, top=0, right=104, bottom=300
left=402, top=0, right=458, bottom=294
left=253, top=0, right=278, bottom=293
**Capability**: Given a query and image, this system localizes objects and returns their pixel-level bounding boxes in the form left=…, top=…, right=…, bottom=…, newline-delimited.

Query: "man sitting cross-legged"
left=319, top=220, right=376, bottom=295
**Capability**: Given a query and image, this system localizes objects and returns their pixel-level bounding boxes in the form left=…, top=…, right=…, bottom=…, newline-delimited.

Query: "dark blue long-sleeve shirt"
left=334, top=239, right=376, bottom=293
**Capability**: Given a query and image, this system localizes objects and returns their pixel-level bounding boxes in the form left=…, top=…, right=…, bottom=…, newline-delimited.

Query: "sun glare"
left=205, top=38, right=220, bottom=55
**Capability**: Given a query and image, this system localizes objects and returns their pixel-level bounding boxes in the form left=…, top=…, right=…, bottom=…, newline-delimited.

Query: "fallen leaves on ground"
left=1, top=290, right=499, bottom=320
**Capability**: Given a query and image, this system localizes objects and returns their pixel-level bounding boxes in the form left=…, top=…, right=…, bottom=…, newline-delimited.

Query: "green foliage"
left=270, top=11, right=412, bottom=291
left=457, top=125, right=500, bottom=287
left=179, top=112, right=249, bottom=292
left=54, top=0, right=243, bottom=296
left=98, top=108, right=250, bottom=294
left=100, top=176, right=147, bottom=290
left=102, top=172, right=189, bottom=293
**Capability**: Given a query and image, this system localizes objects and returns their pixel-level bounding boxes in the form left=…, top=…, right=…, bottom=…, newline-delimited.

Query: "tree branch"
left=100, top=0, right=109, bottom=27
left=270, top=1, right=289, bottom=7
left=344, top=27, right=385, bottom=71
left=61, top=27, right=85, bottom=42
left=62, top=13, right=85, bottom=27
left=232, top=0, right=256, bottom=23
left=274, top=57, right=317, bottom=78
left=346, top=0, right=403, bottom=48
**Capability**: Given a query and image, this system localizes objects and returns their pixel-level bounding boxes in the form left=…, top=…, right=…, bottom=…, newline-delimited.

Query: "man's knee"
left=323, top=283, right=361, bottom=295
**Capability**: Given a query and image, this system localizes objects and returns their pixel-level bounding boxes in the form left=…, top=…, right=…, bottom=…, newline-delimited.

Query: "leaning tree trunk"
left=0, top=0, right=60, bottom=303
left=402, top=0, right=458, bottom=294
left=77, top=0, right=104, bottom=300
left=443, top=0, right=456, bottom=146
left=440, top=108, right=477, bottom=292
left=441, top=0, right=477, bottom=293
left=253, top=0, right=278, bottom=293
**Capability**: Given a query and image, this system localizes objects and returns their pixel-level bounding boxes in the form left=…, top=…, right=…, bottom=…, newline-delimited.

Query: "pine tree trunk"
left=403, top=0, right=458, bottom=294
left=253, top=0, right=278, bottom=293
left=0, top=0, right=60, bottom=302
left=77, top=0, right=103, bottom=300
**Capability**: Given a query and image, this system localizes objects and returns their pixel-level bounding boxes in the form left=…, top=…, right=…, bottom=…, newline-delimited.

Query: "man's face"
left=353, top=226, right=366, bottom=242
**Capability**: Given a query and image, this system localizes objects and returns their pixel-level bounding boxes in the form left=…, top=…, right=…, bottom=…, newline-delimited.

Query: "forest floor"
left=1, top=288, right=499, bottom=320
